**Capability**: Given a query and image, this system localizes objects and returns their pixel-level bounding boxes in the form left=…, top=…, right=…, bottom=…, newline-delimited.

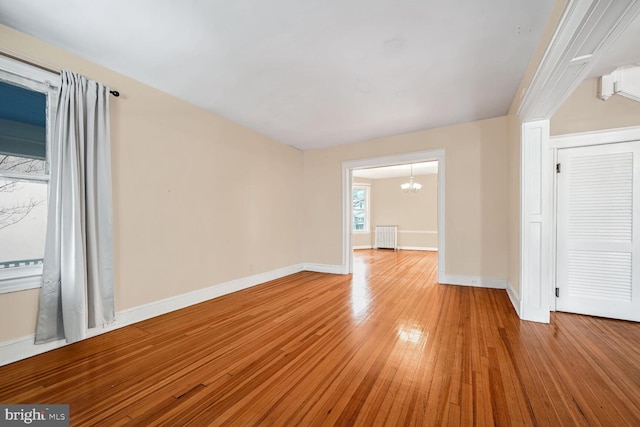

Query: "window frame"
left=352, top=184, right=370, bottom=233
left=0, top=56, right=60, bottom=294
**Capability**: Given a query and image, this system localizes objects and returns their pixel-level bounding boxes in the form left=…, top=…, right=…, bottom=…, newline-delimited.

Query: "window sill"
left=353, top=230, right=371, bottom=234
left=0, top=266, right=43, bottom=294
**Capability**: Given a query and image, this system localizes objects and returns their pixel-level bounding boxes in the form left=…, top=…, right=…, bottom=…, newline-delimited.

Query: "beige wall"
left=352, top=232, right=372, bottom=248
left=0, top=25, right=303, bottom=342
left=303, top=116, right=510, bottom=279
left=507, top=114, right=522, bottom=300
left=371, top=175, right=437, bottom=249
left=551, top=78, right=640, bottom=135
left=352, top=175, right=438, bottom=249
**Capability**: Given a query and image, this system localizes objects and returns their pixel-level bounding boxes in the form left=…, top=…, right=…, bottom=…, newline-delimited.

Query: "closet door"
left=556, top=141, right=640, bottom=321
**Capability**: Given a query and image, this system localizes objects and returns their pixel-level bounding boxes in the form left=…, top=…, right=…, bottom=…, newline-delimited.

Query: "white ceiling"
left=0, top=0, right=555, bottom=150
left=353, top=162, right=437, bottom=180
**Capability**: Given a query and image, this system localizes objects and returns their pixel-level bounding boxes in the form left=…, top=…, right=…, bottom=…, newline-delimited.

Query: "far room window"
left=0, top=58, right=59, bottom=293
left=353, top=185, right=370, bottom=232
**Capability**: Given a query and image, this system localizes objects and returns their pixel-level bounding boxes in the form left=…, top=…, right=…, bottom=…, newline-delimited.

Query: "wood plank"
left=0, top=250, right=639, bottom=425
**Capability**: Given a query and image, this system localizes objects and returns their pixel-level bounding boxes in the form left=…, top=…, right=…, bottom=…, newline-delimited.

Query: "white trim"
left=541, top=123, right=555, bottom=319
left=118, top=263, right=304, bottom=325
left=517, top=0, right=640, bottom=121
left=0, top=264, right=42, bottom=280
left=397, top=230, right=437, bottom=234
left=356, top=246, right=437, bottom=251
left=397, top=246, right=438, bottom=251
left=506, top=284, right=521, bottom=317
left=0, top=263, right=304, bottom=366
left=0, top=171, right=49, bottom=182
left=342, top=166, right=353, bottom=275
left=0, top=56, right=58, bottom=295
left=0, top=275, right=42, bottom=294
left=548, top=140, right=560, bottom=313
left=303, top=263, right=345, bottom=275
left=440, top=274, right=507, bottom=290
left=0, top=334, right=68, bottom=367
left=520, top=120, right=552, bottom=323
left=0, top=55, right=60, bottom=88
left=0, top=56, right=59, bottom=164
left=342, top=149, right=446, bottom=281
left=550, top=125, right=640, bottom=148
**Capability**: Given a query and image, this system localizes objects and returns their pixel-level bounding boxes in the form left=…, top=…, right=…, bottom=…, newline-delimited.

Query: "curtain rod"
left=1, top=50, right=120, bottom=97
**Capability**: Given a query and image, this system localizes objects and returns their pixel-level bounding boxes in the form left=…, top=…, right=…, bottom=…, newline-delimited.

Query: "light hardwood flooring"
left=1, top=249, right=639, bottom=425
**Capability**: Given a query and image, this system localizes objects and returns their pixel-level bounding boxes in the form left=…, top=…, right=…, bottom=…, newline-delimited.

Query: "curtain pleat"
left=35, top=70, right=114, bottom=344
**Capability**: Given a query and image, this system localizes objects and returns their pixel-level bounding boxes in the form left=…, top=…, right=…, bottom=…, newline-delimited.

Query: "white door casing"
left=556, top=141, right=640, bottom=321
left=342, top=150, right=445, bottom=279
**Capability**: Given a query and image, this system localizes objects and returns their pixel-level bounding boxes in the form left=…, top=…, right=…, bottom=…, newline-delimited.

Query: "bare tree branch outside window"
left=0, top=154, right=46, bottom=230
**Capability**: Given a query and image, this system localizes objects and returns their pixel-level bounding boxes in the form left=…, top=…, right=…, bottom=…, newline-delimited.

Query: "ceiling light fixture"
left=401, top=164, right=422, bottom=192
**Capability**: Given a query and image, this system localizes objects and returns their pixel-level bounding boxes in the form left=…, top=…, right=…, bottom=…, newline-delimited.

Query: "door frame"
left=548, top=125, right=640, bottom=312
left=341, top=149, right=445, bottom=279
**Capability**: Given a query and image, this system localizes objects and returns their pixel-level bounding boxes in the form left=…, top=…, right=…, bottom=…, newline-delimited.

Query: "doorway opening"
left=341, top=149, right=445, bottom=282
left=351, top=162, right=438, bottom=253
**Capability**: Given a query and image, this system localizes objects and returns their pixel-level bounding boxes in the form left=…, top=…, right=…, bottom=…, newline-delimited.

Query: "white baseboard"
left=0, top=265, right=508, bottom=366
left=397, top=246, right=438, bottom=251
left=520, top=306, right=551, bottom=323
left=0, top=263, right=304, bottom=367
left=0, top=335, right=67, bottom=367
left=440, top=274, right=507, bottom=289
left=303, top=263, right=346, bottom=275
left=354, top=247, right=438, bottom=252
left=115, top=263, right=305, bottom=331
left=506, top=283, right=521, bottom=317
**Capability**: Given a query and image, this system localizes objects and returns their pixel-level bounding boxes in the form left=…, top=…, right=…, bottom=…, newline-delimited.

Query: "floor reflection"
left=398, top=325, right=425, bottom=344
left=350, top=255, right=371, bottom=322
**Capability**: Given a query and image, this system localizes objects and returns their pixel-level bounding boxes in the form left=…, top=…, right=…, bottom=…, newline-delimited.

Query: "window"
left=353, top=185, right=370, bottom=232
left=0, top=57, right=59, bottom=293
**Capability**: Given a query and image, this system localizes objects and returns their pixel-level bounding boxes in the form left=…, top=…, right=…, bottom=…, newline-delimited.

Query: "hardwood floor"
left=1, top=250, right=640, bottom=426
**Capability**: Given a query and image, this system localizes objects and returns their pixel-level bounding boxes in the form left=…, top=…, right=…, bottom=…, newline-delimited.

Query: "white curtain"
left=35, top=70, right=114, bottom=344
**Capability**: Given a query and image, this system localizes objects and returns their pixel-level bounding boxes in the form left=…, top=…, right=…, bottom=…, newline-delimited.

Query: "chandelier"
left=401, top=164, right=422, bottom=192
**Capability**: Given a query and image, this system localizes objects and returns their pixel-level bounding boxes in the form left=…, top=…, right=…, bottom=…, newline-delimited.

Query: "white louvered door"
left=556, top=141, right=640, bottom=321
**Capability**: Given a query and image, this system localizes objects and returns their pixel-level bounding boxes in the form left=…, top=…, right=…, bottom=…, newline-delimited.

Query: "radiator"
left=375, top=226, right=398, bottom=250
